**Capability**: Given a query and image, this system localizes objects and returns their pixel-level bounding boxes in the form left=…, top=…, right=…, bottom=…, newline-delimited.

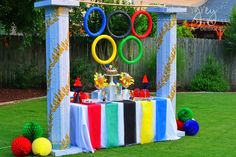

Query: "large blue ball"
left=184, top=120, right=199, bottom=136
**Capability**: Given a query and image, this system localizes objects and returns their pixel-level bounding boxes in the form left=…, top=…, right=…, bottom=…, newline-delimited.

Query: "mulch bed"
left=0, top=89, right=46, bottom=103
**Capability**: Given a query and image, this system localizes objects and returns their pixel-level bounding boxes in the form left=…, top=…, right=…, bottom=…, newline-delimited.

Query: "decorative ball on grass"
left=184, top=120, right=200, bottom=136
left=22, top=122, right=43, bottom=142
left=176, top=119, right=184, bottom=131
left=177, top=107, right=194, bottom=122
left=11, top=136, right=32, bottom=156
left=32, top=137, right=52, bottom=156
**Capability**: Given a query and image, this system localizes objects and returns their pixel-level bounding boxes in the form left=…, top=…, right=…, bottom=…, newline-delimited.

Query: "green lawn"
left=0, top=93, right=236, bottom=157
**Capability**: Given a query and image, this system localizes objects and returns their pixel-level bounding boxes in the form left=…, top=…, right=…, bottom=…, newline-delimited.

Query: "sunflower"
left=94, top=73, right=108, bottom=89
left=120, top=72, right=134, bottom=88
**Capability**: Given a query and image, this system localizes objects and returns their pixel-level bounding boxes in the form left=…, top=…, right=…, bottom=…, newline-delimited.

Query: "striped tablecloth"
left=70, top=97, right=179, bottom=152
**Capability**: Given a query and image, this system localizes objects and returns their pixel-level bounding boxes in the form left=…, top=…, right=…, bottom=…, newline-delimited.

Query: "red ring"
left=131, top=10, right=153, bottom=39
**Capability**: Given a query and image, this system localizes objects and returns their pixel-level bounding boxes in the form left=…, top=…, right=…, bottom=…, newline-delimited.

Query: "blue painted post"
left=34, top=1, right=81, bottom=156
left=147, top=7, right=186, bottom=114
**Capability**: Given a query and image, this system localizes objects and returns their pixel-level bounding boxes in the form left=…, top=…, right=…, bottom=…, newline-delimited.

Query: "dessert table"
left=70, top=97, right=179, bottom=153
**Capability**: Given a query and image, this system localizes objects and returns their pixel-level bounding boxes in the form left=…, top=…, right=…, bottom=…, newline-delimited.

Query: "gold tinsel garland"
left=60, top=134, right=70, bottom=150
left=48, top=77, right=70, bottom=137
left=51, top=81, right=70, bottom=113
left=45, top=7, right=66, bottom=31
left=168, top=82, right=176, bottom=101
left=47, top=36, right=69, bottom=91
left=45, top=12, right=59, bottom=31
left=157, top=44, right=176, bottom=90
left=156, top=15, right=177, bottom=50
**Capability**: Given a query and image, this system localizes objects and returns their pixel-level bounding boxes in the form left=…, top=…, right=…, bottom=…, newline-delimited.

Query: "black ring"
left=107, top=10, right=132, bottom=39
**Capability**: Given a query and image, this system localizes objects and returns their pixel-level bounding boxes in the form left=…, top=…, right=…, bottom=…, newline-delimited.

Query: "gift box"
left=106, top=85, right=122, bottom=102
left=122, top=89, right=130, bottom=100
left=91, top=90, right=103, bottom=101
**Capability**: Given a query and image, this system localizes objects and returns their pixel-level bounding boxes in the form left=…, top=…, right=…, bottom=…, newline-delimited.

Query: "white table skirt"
left=70, top=98, right=179, bottom=152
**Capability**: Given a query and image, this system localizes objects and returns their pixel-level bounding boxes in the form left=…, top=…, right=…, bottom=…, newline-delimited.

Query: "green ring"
left=118, top=35, right=143, bottom=64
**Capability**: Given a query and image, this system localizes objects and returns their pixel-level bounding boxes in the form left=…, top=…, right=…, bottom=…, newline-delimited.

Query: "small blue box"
left=91, top=90, right=103, bottom=101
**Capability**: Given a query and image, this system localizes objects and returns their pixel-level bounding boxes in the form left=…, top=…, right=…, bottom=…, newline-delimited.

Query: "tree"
left=177, top=21, right=194, bottom=38
left=0, top=0, right=157, bottom=46
left=224, top=6, right=236, bottom=53
left=70, top=0, right=157, bottom=37
left=0, top=0, right=45, bottom=46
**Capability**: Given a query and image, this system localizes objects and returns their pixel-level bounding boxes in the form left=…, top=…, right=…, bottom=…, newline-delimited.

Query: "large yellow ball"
left=32, top=137, right=52, bottom=156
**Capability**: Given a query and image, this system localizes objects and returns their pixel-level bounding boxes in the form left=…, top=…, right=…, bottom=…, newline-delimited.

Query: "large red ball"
left=11, top=136, right=32, bottom=156
left=176, top=119, right=184, bottom=131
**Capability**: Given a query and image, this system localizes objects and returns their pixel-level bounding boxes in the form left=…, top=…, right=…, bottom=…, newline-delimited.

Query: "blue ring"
left=84, top=7, right=107, bottom=37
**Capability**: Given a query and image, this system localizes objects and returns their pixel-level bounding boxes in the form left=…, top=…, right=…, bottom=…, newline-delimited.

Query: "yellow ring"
left=92, top=35, right=117, bottom=65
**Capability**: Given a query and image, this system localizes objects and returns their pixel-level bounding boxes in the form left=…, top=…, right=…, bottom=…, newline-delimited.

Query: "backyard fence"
left=177, top=38, right=236, bottom=89
left=0, top=36, right=235, bottom=89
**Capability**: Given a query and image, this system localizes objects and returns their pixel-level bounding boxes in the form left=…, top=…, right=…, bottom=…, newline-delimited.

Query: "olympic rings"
left=131, top=10, right=153, bottom=39
left=84, top=7, right=107, bottom=37
left=107, top=10, right=132, bottom=39
left=84, top=8, right=151, bottom=64
left=92, top=35, right=117, bottom=65
left=118, top=35, right=143, bottom=64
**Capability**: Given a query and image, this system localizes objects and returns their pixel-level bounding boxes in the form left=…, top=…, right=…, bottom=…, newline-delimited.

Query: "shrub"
left=177, top=21, right=194, bottom=38
left=70, top=58, right=95, bottom=91
left=14, top=64, right=45, bottom=88
left=224, top=6, right=236, bottom=53
left=189, top=55, right=230, bottom=92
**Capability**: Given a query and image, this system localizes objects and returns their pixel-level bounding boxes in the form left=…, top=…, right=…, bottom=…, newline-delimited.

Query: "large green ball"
left=22, top=122, right=43, bottom=142
left=177, top=107, right=194, bottom=122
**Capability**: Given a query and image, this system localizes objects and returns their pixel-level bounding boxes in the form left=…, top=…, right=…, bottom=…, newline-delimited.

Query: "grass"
left=0, top=93, right=236, bottom=157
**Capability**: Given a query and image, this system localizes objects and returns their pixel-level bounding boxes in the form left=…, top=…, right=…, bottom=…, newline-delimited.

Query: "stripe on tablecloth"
left=155, top=98, right=167, bottom=141
left=100, top=104, right=107, bottom=148
left=123, top=100, right=136, bottom=145
left=117, top=102, right=124, bottom=146
left=140, top=101, right=154, bottom=144
left=106, top=103, right=119, bottom=147
left=135, top=101, right=142, bottom=144
left=87, top=104, right=101, bottom=149
left=152, top=100, right=156, bottom=138
left=166, top=99, right=179, bottom=140
left=70, top=104, right=94, bottom=152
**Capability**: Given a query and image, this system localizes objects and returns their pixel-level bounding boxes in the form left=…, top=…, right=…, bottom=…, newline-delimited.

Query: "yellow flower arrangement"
left=94, top=73, right=108, bottom=89
left=120, top=72, right=134, bottom=88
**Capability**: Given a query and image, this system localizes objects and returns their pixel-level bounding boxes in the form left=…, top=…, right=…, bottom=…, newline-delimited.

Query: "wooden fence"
left=0, top=36, right=235, bottom=89
left=177, top=38, right=236, bottom=89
